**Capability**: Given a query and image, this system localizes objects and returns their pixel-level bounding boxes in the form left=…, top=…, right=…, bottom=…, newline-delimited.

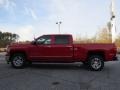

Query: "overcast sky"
left=0, top=0, right=120, bottom=41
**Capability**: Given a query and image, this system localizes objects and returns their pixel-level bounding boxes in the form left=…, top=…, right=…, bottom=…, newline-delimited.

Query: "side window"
left=54, top=36, right=69, bottom=44
left=36, top=35, right=51, bottom=45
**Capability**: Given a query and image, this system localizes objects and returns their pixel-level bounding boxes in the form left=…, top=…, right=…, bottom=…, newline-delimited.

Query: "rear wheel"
left=88, top=55, right=104, bottom=71
left=11, top=53, right=26, bottom=69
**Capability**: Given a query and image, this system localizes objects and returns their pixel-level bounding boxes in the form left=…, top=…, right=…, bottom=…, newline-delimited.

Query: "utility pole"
left=110, top=0, right=116, bottom=43
left=56, top=21, right=62, bottom=34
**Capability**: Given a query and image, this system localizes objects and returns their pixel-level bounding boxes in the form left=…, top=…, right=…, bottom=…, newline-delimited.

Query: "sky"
left=0, top=0, right=120, bottom=41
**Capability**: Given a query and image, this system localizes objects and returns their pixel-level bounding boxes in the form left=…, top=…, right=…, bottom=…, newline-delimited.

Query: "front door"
left=29, top=35, right=52, bottom=61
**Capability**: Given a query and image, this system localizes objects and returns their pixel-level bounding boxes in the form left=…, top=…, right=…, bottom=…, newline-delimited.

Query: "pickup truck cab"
left=6, top=34, right=117, bottom=71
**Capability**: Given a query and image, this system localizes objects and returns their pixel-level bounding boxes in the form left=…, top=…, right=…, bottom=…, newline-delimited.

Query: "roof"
left=43, top=34, right=72, bottom=36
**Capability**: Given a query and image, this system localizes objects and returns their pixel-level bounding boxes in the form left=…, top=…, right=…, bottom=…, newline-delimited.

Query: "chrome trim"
left=30, top=56, right=72, bottom=58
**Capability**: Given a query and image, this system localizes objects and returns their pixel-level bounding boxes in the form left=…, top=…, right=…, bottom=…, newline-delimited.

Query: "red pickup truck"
left=6, top=34, right=117, bottom=71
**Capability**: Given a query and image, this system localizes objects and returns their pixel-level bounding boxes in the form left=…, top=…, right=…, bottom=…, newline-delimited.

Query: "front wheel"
left=88, top=55, right=104, bottom=71
left=11, top=54, right=26, bottom=69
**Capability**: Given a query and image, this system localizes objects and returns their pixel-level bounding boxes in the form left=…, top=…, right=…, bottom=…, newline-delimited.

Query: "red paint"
left=6, top=34, right=117, bottom=63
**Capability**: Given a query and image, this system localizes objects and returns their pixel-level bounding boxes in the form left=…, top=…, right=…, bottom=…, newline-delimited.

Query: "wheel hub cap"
left=91, top=58, right=101, bottom=69
left=13, top=56, right=23, bottom=66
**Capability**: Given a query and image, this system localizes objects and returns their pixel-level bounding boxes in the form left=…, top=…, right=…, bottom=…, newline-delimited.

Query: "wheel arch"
left=10, top=50, right=27, bottom=61
left=87, top=50, right=105, bottom=61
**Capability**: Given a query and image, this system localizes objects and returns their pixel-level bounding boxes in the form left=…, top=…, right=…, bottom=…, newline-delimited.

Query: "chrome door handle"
left=74, top=48, right=78, bottom=50
left=46, top=46, right=51, bottom=48
left=70, top=48, right=73, bottom=50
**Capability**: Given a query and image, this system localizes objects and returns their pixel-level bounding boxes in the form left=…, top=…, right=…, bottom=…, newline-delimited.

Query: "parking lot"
left=0, top=53, right=120, bottom=90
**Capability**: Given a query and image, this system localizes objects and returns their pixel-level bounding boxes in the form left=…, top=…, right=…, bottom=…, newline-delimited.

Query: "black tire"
left=88, top=55, right=104, bottom=71
left=82, top=62, right=88, bottom=66
left=11, top=53, right=26, bottom=69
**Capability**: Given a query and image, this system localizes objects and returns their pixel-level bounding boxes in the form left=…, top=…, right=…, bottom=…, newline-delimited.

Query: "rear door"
left=51, top=35, right=73, bottom=61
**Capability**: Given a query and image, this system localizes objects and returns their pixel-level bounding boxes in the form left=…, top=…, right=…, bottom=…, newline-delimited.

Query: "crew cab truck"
left=6, top=34, right=117, bottom=71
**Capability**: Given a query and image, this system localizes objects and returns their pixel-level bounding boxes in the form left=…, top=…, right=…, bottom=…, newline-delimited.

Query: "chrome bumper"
left=113, top=56, right=118, bottom=61
left=5, top=55, right=10, bottom=64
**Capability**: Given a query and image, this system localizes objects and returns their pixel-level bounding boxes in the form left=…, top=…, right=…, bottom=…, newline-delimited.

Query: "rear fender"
left=87, top=51, right=105, bottom=61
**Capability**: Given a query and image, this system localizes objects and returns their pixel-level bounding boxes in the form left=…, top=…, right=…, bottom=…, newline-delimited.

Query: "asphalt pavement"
left=0, top=52, right=120, bottom=90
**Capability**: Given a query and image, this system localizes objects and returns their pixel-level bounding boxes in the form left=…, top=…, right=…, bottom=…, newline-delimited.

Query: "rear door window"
left=54, top=35, right=70, bottom=44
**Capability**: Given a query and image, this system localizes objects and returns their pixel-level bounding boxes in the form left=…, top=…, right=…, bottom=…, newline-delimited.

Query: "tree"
left=115, top=34, right=120, bottom=47
left=95, top=27, right=112, bottom=43
left=12, top=33, right=19, bottom=42
left=0, top=31, right=19, bottom=48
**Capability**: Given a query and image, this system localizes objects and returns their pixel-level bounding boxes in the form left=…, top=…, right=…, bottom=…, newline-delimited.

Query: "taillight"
left=112, top=47, right=117, bottom=54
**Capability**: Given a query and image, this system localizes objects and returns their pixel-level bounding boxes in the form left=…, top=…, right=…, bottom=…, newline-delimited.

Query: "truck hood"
left=9, top=42, right=32, bottom=48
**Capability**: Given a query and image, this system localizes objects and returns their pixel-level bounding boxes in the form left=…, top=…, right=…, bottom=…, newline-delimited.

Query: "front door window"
left=36, top=35, right=51, bottom=45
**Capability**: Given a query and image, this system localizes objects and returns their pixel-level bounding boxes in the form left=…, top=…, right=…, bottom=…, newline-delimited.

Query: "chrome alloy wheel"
left=13, top=56, right=24, bottom=67
left=91, top=57, right=102, bottom=70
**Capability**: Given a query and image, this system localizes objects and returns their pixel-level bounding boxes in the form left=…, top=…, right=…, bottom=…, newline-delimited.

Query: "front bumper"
left=5, top=55, right=10, bottom=64
left=113, top=56, right=118, bottom=61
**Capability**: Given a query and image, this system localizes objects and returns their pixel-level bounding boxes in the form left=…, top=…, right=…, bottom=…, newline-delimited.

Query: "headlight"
left=6, top=45, right=10, bottom=53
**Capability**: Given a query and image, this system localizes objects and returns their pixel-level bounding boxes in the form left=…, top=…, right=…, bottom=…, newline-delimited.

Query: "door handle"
left=65, top=46, right=72, bottom=48
left=46, top=46, right=51, bottom=48
left=70, top=48, right=73, bottom=50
